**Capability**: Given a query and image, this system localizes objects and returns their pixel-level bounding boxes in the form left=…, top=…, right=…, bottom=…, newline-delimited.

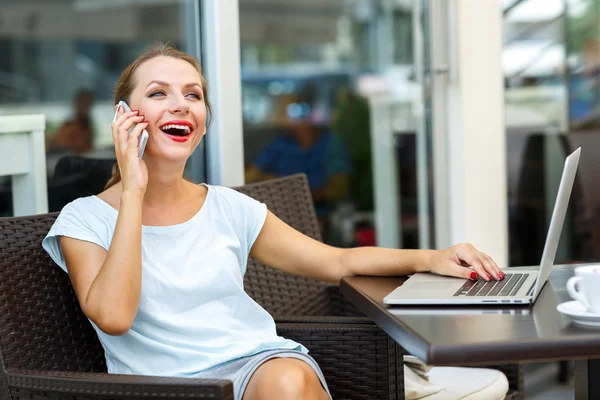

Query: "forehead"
left=134, top=56, right=202, bottom=87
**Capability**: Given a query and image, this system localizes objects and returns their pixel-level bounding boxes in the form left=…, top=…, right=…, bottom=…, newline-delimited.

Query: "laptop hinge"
left=526, top=279, right=538, bottom=297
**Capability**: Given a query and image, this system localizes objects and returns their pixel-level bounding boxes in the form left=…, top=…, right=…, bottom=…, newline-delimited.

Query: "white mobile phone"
left=112, top=100, right=149, bottom=159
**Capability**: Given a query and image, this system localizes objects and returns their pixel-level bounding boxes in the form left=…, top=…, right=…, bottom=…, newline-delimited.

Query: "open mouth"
left=159, top=122, right=194, bottom=142
left=160, top=124, right=192, bottom=137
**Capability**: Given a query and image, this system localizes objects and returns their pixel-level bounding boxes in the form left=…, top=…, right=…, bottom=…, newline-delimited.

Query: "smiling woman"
left=40, top=42, right=506, bottom=400
left=104, top=44, right=213, bottom=190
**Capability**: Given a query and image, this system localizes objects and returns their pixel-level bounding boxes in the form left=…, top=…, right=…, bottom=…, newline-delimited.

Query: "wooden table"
left=340, top=265, right=600, bottom=399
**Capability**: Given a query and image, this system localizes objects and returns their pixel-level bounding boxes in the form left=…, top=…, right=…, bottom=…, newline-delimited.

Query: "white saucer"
left=557, top=301, right=600, bottom=327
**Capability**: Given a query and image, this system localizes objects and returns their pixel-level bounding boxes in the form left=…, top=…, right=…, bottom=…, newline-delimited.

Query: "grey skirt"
left=194, top=349, right=332, bottom=400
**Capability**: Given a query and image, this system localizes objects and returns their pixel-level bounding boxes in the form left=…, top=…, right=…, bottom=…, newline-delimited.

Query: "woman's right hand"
left=112, top=106, right=149, bottom=194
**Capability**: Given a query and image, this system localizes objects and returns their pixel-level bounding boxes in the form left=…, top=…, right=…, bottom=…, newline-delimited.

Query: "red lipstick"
left=158, top=120, right=194, bottom=143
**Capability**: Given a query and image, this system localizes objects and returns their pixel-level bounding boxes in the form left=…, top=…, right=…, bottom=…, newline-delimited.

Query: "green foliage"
left=332, top=89, right=374, bottom=211
left=568, top=0, right=600, bottom=53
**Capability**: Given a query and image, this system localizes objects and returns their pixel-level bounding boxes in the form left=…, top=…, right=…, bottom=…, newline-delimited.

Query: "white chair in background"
left=0, top=114, right=48, bottom=216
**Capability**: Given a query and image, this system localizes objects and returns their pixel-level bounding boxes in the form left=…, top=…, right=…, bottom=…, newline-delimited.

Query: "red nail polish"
left=470, top=271, right=478, bottom=280
left=486, top=273, right=492, bottom=281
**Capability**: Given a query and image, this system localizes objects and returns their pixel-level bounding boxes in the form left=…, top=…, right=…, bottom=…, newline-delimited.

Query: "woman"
left=42, top=43, right=504, bottom=400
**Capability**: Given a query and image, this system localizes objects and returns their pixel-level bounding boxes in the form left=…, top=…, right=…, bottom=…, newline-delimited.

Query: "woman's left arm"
left=250, top=211, right=505, bottom=285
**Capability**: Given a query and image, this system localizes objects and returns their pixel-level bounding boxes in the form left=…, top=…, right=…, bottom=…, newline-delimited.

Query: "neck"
left=142, top=159, right=190, bottom=207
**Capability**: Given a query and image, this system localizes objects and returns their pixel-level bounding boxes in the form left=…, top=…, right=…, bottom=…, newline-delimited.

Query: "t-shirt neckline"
left=91, top=183, right=210, bottom=232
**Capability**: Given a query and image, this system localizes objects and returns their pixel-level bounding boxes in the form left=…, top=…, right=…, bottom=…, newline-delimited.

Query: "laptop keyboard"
left=453, top=273, right=529, bottom=297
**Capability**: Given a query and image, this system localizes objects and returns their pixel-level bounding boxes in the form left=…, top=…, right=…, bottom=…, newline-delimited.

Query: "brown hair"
left=104, top=42, right=213, bottom=190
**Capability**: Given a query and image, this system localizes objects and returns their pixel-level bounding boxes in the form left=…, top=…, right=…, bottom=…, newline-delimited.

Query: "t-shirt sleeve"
left=42, top=200, right=109, bottom=274
left=214, top=186, right=268, bottom=272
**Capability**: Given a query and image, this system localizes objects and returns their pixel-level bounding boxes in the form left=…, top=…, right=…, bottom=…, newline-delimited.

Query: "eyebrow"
left=146, top=80, right=202, bottom=90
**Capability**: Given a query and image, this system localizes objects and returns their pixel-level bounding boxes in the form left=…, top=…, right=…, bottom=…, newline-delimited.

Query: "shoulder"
left=206, top=184, right=257, bottom=207
left=55, top=196, right=115, bottom=232
left=205, top=184, right=266, bottom=220
left=61, top=196, right=105, bottom=216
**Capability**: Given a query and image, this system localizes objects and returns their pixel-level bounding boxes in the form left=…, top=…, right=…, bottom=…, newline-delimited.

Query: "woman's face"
left=128, top=56, right=207, bottom=163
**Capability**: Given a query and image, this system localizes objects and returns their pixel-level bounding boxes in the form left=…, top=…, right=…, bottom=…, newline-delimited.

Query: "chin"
left=146, top=146, right=193, bottom=163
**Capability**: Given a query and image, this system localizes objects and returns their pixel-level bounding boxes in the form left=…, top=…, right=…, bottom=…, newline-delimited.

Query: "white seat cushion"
left=405, top=366, right=509, bottom=400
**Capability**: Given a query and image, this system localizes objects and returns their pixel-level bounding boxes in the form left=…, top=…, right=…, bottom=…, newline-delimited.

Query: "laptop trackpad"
left=407, top=281, right=461, bottom=290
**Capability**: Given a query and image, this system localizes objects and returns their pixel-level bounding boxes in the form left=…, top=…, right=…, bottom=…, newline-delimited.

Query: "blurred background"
left=1, top=0, right=600, bottom=269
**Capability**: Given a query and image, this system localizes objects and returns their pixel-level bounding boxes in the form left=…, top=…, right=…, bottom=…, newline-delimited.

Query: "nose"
left=168, top=93, right=189, bottom=115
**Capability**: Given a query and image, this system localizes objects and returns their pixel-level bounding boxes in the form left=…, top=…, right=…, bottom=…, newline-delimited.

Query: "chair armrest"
left=276, top=321, right=405, bottom=400
left=275, top=315, right=372, bottom=324
left=6, top=369, right=233, bottom=400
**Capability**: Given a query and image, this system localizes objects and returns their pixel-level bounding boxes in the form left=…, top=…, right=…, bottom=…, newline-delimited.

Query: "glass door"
left=239, top=0, right=438, bottom=250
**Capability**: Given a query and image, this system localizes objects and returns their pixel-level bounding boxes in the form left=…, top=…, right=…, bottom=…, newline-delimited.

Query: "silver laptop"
left=384, top=147, right=581, bottom=305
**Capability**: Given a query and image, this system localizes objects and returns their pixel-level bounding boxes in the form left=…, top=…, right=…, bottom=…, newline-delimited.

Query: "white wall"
left=446, top=0, right=508, bottom=266
left=203, top=0, right=245, bottom=186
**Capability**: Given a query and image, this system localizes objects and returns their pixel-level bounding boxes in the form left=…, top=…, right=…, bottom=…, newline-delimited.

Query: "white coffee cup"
left=567, top=265, right=600, bottom=313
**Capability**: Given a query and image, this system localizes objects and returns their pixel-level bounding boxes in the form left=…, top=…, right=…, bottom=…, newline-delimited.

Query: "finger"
left=480, top=255, right=502, bottom=281
left=114, top=109, right=139, bottom=127
left=442, top=263, right=479, bottom=281
left=117, top=116, right=144, bottom=151
left=127, top=121, right=148, bottom=154
left=456, top=244, right=493, bottom=281
left=119, top=114, right=145, bottom=134
left=112, top=109, right=137, bottom=148
left=482, top=253, right=504, bottom=280
left=470, top=259, right=491, bottom=281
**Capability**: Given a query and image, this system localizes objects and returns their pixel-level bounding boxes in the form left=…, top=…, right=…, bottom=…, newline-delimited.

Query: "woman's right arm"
left=59, top=108, right=148, bottom=336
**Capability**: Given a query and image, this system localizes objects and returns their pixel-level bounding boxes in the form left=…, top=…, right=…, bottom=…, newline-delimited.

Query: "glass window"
left=0, top=0, right=203, bottom=216
left=503, top=0, right=600, bottom=265
left=240, top=1, right=433, bottom=248
left=566, top=0, right=600, bottom=128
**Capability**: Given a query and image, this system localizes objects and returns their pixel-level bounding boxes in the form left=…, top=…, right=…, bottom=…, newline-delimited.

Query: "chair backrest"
left=0, top=174, right=334, bottom=395
left=0, top=212, right=107, bottom=400
left=234, top=174, right=336, bottom=316
left=48, top=156, right=116, bottom=212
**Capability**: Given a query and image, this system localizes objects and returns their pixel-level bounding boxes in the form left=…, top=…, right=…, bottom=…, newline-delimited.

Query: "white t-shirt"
left=42, top=184, right=306, bottom=377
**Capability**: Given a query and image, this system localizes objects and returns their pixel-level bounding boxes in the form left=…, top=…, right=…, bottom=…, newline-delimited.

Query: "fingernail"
left=117, top=105, right=121, bottom=113
left=495, top=273, right=502, bottom=280
left=486, top=273, right=492, bottom=281
left=470, top=271, right=478, bottom=280
left=132, top=109, right=139, bottom=113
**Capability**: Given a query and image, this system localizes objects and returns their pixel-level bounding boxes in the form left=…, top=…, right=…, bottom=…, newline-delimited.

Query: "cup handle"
left=567, top=276, right=592, bottom=311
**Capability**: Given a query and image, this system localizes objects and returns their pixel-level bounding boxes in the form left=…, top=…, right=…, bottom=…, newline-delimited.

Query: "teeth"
left=161, top=124, right=191, bottom=133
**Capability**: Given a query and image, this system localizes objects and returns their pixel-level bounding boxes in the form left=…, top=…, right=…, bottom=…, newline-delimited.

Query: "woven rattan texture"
left=235, top=174, right=364, bottom=317
left=0, top=173, right=521, bottom=400
left=277, top=323, right=404, bottom=400
left=7, top=370, right=233, bottom=400
left=0, top=213, right=106, bottom=375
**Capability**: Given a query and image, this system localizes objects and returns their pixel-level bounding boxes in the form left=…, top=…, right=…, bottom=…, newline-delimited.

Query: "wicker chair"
left=0, top=173, right=522, bottom=400
left=236, top=174, right=523, bottom=400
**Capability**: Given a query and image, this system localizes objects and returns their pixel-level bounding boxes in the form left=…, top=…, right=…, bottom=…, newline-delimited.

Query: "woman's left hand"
left=428, top=243, right=505, bottom=281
